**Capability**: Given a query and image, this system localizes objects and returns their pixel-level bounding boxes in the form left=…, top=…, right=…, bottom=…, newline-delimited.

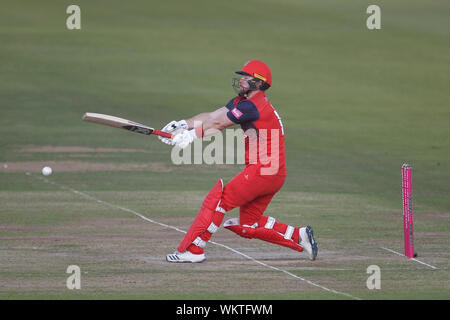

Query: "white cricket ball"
left=42, top=166, right=52, bottom=176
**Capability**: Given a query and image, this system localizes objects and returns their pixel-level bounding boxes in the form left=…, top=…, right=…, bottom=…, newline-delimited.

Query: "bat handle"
left=152, top=129, right=173, bottom=139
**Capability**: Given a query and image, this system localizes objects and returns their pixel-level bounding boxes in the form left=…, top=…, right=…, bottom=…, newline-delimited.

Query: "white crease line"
left=29, top=173, right=362, bottom=300
left=380, top=247, right=438, bottom=270
left=210, top=240, right=361, bottom=300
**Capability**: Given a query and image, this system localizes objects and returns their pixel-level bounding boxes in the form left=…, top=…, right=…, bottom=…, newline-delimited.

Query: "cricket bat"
left=82, top=113, right=173, bottom=139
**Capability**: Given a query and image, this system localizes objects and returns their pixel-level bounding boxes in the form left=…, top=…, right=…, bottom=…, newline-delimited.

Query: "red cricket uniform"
left=220, top=91, right=286, bottom=226
left=175, top=60, right=309, bottom=258
left=180, top=91, right=303, bottom=255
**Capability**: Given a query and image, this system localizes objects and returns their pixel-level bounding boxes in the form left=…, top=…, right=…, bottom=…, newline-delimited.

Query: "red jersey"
left=226, top=91, right=286, bottom=176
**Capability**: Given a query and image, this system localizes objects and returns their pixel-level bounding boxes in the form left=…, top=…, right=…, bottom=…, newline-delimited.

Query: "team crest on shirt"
left=231, top=108, right=243, bottom=119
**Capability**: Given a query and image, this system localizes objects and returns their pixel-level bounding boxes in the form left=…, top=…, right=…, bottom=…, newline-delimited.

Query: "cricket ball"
left=42, top=166, right=52, bottom=176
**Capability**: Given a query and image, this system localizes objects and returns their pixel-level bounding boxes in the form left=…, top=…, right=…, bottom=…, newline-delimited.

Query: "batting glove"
left=158, top=120, right=188, bottom=145
left=172, top=129, right=197, bottom=149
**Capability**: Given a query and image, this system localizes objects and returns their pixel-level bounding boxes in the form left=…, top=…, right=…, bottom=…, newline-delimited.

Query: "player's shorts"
left=220, top=164, right=286, bottom=225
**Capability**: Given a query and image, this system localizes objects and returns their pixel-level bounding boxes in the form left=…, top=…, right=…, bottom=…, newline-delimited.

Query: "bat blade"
left=82, top=113, right=172, bottom=138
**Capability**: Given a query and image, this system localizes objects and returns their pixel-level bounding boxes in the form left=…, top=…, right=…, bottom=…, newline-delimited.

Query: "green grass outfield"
left=0, top=0, right=449, bottom=300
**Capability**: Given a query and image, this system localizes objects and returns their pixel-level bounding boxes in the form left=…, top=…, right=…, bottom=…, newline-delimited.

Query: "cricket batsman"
left=160, top=60, right=318, bottom=262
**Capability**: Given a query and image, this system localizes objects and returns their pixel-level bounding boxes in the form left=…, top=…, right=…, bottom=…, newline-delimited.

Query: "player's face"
left=232, top=75, right=259, bottom=96
left=239, top=75, right=253, bottom=92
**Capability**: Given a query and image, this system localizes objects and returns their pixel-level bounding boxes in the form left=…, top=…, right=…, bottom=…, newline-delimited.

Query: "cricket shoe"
left=299, top=226, right=318, bottom=261
left=166, top=251, right=206, bottom=263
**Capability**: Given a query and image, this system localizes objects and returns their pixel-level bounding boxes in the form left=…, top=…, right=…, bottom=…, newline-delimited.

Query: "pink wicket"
left=402, top=164, right=414, bottom=258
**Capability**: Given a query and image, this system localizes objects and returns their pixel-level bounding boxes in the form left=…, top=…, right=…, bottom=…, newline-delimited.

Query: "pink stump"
left=402, top=164, right=414, bottom=258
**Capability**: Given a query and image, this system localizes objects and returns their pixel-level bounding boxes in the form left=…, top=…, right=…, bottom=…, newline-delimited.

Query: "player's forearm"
left=185, top=113, right=211, bottom=129
left=171, top=107, right=235, bottom=148
left=201, top=117, right=230, bottom=135
left=186, top=113, right=221, bottom=137
left=198, top=107, right=235, bottom=137
left=186, top=107, right=234, bottom=137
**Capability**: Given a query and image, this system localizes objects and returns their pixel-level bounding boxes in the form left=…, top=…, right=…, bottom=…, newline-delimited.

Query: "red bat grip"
left=152, top=129, right=173, bottom=139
